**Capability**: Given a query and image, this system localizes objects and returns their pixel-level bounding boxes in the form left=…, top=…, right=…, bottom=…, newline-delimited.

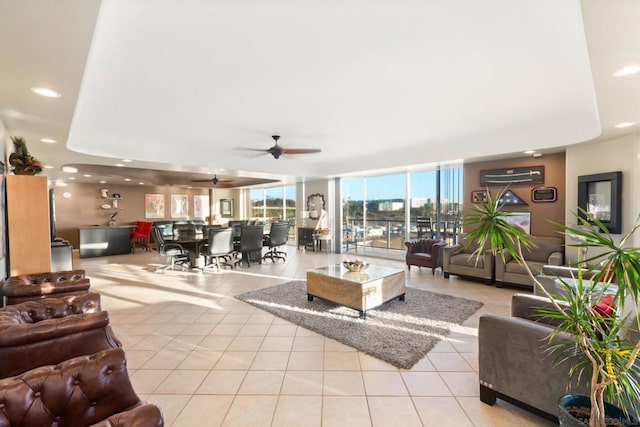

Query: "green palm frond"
left=463, top=187, right=532, bottom=262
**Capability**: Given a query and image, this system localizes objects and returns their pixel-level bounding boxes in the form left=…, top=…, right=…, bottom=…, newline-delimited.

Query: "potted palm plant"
left=465, top=188, right=640, bottom=427
left=8, top=136, right=43, bottom=175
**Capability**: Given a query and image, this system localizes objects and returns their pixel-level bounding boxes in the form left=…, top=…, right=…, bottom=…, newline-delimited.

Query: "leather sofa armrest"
left=2, top=278, right=91, bottom=298
left=90, top=402, right=164, bottom=427
left=0, top=311, right=110, bottom=346
left=547, top=251, right=564, bottom=266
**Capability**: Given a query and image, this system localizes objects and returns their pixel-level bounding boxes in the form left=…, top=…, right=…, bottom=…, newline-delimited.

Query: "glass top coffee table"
left=306, top=264, right=406, bottom=318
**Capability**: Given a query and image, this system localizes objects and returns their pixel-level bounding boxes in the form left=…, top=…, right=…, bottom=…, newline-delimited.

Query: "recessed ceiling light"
left=68, top=177, right=76, bottom=180
left=62, top=166, right=78, bottom=173
left=614, top=121, right=637, bottom=128
left=99, top=180, right=107, bottom=184
left=62, top=192, right=72, bottom=199
left=40, top=138, right=57, bottom=144
left=115, top=163, right=125, bottom=167
left=124, top=178, right=132, bottom=182
left=30, top=87, right=62, bottom=98
left=44, top=165, right=54, bottom=169
left=523, top=150, right=535, bottom=155
left=139, top=182, right=144, bottom=185
left=122, top=159, right=133, bottom=163
left=55, top=181, right=68, bottom=187
left=613, top=64, right=640, bottom=77
left=83, top=174, right=92, bottom=177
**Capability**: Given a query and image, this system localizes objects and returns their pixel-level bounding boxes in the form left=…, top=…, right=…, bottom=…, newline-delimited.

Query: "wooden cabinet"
left=6, top=175, right=51, bottom=275
left=79, top=226, right=133, bottom=258
left=298, top=227, right=315, bottom=250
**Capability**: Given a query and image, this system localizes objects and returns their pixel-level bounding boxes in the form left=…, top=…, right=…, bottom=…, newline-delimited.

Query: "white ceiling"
left=0, top=0, right=638, bottom=188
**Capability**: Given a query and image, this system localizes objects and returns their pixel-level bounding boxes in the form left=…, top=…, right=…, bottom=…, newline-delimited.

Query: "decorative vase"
left=558, top=394, right=638, bottom=426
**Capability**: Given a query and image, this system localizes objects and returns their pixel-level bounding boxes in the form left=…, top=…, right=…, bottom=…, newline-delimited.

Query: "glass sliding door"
left=250, top=189, right=265, bottom=220
left=265, top=187, right=283, bottom=224
left=284, top=185, right=296, bottom=238
left=340, top=165, right=463, bottom=258
left=342, top=178, right=364, bottom=254
left=365, top=174, right=406, bottom=250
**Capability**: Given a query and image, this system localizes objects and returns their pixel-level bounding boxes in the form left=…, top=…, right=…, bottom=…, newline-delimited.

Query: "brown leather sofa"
left=0, top=292, right=121, bottom=378
left=0, top=347, right=164, bottom=426
left=405, top=238, right=446, bottom=273
left=2, top=269, right=90, bottom=305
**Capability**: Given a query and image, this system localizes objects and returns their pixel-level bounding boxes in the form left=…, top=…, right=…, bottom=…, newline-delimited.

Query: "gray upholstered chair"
left=479, top=293, right=639, bottom=421
left=495, top=235, right=564, bottom=288
left=442, top=234, right=494, bottom=284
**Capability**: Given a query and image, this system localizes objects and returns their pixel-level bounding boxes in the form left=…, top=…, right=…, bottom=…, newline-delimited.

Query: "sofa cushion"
left=505, top=261, right=545, bottom=276
left=522, top=236, right=563, bottom=264
left=407, top=253, right=433, bottom=262
left=450, top=253, right=484, bottom=268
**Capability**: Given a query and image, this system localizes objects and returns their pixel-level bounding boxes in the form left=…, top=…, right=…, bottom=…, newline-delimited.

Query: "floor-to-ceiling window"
left=342, top=165, right=463, bottom=257
left=365, top=174, right=406, bottom=250
left=250, top=185, right=296, bottom=238
left=342, top=178, right=364, bottom=252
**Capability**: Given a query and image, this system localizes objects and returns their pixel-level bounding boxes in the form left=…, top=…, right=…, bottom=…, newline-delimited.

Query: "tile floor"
left=78, top=247, right=556, bottom=426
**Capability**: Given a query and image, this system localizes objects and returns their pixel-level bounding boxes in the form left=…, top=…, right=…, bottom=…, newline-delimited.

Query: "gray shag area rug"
left=236, top=280, right=483, bottom=369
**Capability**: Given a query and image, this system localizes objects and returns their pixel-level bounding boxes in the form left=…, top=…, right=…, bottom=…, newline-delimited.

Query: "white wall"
left=565, top=132, right=640, bottom=261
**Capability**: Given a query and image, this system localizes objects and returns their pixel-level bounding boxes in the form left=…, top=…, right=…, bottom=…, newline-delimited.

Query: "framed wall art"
left=532, top=187, right=557, bottom=203
left=471, top=190, right=488, bottom=203
left=193, top=194, right=209, bottom=218
left=171, top=194, right=189, bottom=218
left=578, top=171, right=622, bottom=233
left=220, top=199, right=234, bottom=218
left=144, top=194, right=165, bottom=219
left=480, top=166, right=544, bottom=186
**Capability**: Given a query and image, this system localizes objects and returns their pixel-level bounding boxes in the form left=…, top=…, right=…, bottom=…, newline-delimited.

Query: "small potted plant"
left=8, top=136, right=43, bottom=175
left=465, top=188, right=640, bottom=427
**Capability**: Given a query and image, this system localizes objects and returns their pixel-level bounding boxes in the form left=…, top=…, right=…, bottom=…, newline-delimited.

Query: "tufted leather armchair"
left=405, top=239, right=446, bottom=274
left=2, top=269, right=90, bottom=305
left=0, top=292, right=121, bottom=378
left=0, top=347, right=164, bottom=426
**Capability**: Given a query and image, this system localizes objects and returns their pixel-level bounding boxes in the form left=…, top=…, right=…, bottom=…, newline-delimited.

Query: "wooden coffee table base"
left=306, top=265, right=406, bottom=318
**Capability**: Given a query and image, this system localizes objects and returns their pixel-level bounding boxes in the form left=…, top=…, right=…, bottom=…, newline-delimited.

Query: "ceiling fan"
left=190, top=174, right=234, bottom=185
left=244, top=135, right=321, bottom=159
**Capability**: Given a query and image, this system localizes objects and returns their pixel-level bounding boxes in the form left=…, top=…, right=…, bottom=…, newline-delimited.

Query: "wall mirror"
left=306, top=194, right=325, bottom=220
left=577, top=171, right=622, bottom=234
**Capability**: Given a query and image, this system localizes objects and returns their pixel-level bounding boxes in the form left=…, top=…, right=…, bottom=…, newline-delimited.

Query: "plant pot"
left=13, top=169, right=37, bottom=175
left=558, top=394, right=639, bottom=426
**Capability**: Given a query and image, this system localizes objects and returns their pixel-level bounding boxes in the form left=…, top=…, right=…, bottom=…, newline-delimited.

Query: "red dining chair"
left=131, top=221, right=153, bottom=253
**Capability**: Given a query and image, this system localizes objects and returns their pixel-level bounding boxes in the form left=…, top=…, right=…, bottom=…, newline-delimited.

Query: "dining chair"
left=151, top=227, right=190, bottom=272
left=234, top=225, right=264, bottom=268
left=130, top=221, right=153, bottom=253
left=201, top=228, right=235, bottom=272
left=263, top=221, right=290, bottom=262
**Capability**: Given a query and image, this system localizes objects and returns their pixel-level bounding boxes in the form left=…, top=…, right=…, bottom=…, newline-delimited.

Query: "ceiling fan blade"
left=191, top=179, right=216, bottom=182
left=282, top=148, right=322, bottom=155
